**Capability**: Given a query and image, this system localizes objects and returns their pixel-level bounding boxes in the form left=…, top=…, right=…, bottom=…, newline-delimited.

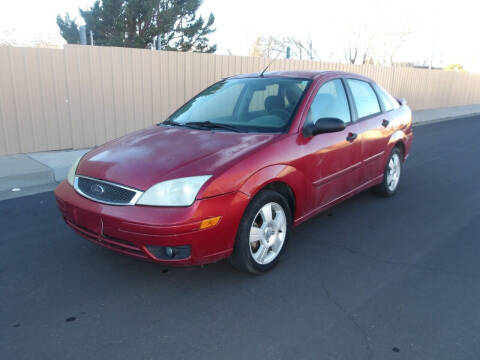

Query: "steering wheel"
left=269, top=108, right=290, bottom=120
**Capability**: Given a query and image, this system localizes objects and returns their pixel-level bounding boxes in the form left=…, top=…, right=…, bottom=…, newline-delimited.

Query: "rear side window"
left=373, top=84, right=399, bottom=110
left=346, top=79, right=381, bottom=119
left=307, top=79, right=351, bottom=124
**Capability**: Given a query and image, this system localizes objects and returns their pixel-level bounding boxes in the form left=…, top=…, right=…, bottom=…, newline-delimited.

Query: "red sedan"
left=55, top=71, right=413, bottom=273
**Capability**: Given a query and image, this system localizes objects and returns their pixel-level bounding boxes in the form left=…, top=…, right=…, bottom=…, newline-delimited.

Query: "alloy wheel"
left=387, top=153, right=401, bottom=191
left=249, top=202, right=287, bottom=265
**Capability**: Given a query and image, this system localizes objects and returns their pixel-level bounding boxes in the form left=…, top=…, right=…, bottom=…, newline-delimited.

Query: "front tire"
left=374, top=147, right=403, bottom=197
left=230, top=189, right=291, bottom=274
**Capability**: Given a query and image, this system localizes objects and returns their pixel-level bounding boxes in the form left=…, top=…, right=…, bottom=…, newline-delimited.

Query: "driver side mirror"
left=303, top=117, right=346, bottom=137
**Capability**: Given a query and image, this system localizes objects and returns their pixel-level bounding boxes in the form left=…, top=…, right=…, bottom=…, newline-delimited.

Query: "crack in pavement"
left=321, top=282, right=373, bottom=360
left=320, top=240, right=479, bottom=282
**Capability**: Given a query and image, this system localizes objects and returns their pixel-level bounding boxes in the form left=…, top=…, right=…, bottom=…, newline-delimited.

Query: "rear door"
left=344, top=78, right=393, bottom=183
left=298, top=78, right=362, bottom=209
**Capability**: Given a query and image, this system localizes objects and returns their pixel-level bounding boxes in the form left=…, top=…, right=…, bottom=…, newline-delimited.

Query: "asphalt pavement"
left=2, top=115, right=480, bottom=360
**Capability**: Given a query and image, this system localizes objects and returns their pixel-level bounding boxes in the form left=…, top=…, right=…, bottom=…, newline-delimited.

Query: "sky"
left=0, top=0, right=479, bottom=72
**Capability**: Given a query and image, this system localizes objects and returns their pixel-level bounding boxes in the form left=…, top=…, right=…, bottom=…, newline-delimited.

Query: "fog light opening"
left=164, top=246, right=175, bottom=258
left=145, top=245, right=191, bottom=260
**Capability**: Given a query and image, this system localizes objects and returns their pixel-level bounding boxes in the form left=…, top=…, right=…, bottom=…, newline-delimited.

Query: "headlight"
left=67, top=157, right=82, bottom=186
left=136, top=175, right=212, bottom=207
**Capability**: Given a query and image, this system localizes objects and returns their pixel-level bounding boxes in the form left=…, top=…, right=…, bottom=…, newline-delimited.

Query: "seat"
left=264, top=96, right=285, bottom=113
left=285, top=87, right=301, bottom=111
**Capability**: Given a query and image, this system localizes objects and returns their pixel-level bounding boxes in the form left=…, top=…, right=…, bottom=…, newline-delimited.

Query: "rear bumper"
left=54, top=181, right=250, bottom=265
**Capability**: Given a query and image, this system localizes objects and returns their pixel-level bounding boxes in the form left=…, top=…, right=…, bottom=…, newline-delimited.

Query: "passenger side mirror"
left=395, top=97, right=407, bottom=106
left=303, top=117, right=346, bottom=137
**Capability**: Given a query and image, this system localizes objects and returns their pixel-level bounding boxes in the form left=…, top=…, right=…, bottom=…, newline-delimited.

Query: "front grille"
left=75, top=176, right=140, bottom=205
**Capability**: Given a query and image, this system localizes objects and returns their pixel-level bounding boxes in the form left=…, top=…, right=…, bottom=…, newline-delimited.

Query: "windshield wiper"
left=184, top=121, right=242, bottom=133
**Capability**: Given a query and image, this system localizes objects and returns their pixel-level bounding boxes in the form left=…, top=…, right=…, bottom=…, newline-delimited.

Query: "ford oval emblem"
left=91, top=183, right=105, bottom=195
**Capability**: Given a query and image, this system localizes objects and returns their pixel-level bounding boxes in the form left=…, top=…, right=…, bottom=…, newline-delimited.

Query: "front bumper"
left=54, top=181, right=250, bottom=265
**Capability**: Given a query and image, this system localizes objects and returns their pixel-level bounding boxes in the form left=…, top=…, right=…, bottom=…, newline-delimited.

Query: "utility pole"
left=79, top=25, right=87, bottom=45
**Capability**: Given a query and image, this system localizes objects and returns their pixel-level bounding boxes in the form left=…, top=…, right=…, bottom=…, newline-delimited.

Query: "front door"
left=297, top=79, right=362, bottom=211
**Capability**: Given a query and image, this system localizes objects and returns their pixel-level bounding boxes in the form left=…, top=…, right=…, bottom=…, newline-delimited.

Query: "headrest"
left=264, top=96, right=284, bottom=112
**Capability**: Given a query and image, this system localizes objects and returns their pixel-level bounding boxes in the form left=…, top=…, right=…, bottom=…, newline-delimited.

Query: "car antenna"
left=259, top=53, right=280, bottom=77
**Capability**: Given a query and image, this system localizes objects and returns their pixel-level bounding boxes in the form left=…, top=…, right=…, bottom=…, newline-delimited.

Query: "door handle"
left=346, top=132, right=358, bottom=142
left=382, top=119, right=390, bottom=127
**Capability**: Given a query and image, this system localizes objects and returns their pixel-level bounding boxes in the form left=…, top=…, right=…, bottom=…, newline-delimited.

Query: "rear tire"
left=374, top=147, right=403, bottom=197
left=230, top=189, right=291, bottom=274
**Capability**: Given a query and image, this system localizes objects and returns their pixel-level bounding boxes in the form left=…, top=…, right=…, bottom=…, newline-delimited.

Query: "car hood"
left=76, top=126, right=277, bottom=191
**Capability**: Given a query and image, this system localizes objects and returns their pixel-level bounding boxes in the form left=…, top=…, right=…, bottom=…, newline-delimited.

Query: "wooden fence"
left=0, top=44, right=479, bottom=155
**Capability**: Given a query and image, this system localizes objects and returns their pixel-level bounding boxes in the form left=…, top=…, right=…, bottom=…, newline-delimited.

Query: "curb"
left=0, top=149, right=90, bottom=198
left=0, top=154, right=54, bottom=192
left=413, top=112, right=480, bottom=127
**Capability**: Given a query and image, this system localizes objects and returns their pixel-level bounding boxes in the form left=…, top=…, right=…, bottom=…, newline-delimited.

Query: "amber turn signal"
left=199, top=216, right=221, bottom=230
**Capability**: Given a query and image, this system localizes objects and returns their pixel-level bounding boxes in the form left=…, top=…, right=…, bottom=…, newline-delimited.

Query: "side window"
left=375, top=87, right=394, bottom=111
left=374, top=84, right=399, bottom=110
left=307, top=79, right=351, bottom=124
left=346, top=79, right=381, bottom=118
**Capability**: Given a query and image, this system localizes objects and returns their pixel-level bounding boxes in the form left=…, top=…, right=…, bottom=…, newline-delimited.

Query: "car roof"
left=229, top=70, right=372, bottom=82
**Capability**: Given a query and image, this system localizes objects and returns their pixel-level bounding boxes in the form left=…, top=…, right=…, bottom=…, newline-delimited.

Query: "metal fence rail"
left=1, top=45, right=479, bottom=155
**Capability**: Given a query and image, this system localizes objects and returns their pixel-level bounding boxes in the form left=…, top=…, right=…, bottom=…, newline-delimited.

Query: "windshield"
left=164, top=77, right=311, bottom=133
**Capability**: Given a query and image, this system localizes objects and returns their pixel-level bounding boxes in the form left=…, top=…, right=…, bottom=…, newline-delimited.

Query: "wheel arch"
left=394, top=141, right=405, bottom=159
left=387, top=130, right=408, bottom=161
left=238, top=164, right=310, bottom=222
left=263, top=182, right=296, bottom=221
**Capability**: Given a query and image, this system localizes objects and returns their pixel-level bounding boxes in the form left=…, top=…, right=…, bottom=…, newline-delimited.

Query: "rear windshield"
left=165, top=77, right=311, bottom=133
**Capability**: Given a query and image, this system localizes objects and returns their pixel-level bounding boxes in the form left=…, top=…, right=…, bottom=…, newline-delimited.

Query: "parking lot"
left=2, top=116, right=480, bottom=360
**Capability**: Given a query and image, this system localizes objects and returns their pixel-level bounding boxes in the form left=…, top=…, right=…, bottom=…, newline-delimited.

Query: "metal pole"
left=79, top=25, right=87, bottom=45
left=89, top=30, right=93, bottom=46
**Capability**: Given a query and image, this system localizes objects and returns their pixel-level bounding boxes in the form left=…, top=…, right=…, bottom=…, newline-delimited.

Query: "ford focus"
left=55, top=70, right=413, bottom=273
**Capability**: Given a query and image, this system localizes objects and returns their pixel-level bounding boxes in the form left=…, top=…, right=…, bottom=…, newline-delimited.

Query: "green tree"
left=444, top=64, right=465, bottom=72
left=56, top=0, right=216, bottom=52
left=57, top=13, right=81, bottom=44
